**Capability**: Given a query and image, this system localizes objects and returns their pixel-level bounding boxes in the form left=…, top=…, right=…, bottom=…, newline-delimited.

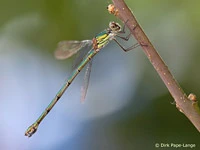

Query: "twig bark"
left=110, top=0, right=200, bottom=132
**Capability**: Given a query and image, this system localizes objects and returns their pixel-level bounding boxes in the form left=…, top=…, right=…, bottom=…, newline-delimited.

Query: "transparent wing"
left=72, top=46, right=93, bottom=70
left=81, top=59, right=93, bottom=103
left=54, top=40, right=92, bottom=60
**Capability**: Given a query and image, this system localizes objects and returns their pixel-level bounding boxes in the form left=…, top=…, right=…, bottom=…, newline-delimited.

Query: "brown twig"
left=109, top=1, right=200, bottom=132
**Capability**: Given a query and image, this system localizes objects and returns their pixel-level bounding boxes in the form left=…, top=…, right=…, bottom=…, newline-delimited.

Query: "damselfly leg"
left=114, top=20, right=140, bottom=52
left=113, top=39, right=140, bottom=52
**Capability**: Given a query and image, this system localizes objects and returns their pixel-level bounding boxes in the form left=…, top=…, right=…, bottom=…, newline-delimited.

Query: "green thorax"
left=95, top=30, right=111, bottom=49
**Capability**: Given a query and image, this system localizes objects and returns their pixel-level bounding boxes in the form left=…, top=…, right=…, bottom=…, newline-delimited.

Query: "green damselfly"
left=25, top=21, right=139, bottom=137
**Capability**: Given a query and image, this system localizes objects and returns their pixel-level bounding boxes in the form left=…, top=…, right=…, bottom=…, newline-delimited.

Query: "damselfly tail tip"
left=25, top=123, right=38, bottom=137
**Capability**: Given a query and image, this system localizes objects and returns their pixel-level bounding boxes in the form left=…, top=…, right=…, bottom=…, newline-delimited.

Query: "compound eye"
left=110, top=22, right=115, bottom=28
left=109, top=22, right=121, bottom=32
left=111, top=25, right=115, bottom=29
left=109, top=22, right=115, bottom=28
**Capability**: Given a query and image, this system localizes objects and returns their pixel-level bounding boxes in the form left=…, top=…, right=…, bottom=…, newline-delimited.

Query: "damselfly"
left=25, top=21, right=139, bottom=137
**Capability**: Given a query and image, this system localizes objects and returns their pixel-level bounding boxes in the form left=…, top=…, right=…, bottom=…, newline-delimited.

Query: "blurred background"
left=0, top=0, right=200, bottom=150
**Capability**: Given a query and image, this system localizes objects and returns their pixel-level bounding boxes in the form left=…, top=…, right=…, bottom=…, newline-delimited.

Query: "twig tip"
left=107, top=4, right=119, bottom=16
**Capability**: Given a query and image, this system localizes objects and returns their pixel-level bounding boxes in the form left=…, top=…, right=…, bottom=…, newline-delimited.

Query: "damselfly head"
left=109, top=22, right=121, bottom=32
